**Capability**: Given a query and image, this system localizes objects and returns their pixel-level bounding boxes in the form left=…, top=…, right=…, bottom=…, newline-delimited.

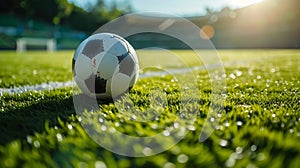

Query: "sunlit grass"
left=0, top=51, right=73, bottom=88
left=0, top=50, right=299, bottom=167
left=1, top=49, right=297, bottom=88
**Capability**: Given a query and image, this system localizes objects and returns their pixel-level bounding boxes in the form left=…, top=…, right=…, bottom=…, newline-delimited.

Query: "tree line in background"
left=0, top=0, right=130, bottom=32
left=0, top=0, right=299, bottom=49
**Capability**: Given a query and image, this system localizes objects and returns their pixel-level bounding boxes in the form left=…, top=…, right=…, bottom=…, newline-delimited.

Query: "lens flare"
left=200, top=25, right=215, bottom=40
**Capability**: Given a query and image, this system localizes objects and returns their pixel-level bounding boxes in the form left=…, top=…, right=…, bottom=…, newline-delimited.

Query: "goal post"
left=16, top=38, right=56, bottom=52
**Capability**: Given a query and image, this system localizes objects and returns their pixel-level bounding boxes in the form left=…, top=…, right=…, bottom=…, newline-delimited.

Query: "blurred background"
left=0, top=0, right=299, bottom=50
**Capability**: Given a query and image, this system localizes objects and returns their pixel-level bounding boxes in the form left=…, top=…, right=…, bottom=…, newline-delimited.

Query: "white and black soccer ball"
left=72, top=33, right=139, bottom=99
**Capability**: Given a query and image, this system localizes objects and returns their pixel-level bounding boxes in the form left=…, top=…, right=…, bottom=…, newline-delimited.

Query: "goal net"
left=16, top=38, right=56, bottom=52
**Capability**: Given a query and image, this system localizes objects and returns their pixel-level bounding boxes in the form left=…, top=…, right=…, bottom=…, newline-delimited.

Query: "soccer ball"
left=72, top=33, right=139, bottom=99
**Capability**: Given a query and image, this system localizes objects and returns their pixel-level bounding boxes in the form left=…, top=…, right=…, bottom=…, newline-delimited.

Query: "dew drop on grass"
left=98, top=118, right=104, bottom=123
left=56, top=133, right=63, bottom=142
left=219, top=139, right=228, bottom=147
left=33, top=140, right=40, bottom=148
left=163, top=130, right=170, bottom=136
left=163, top=162, right=176, bottom=168
left=151, top=123, right=158, bottom=129
left=242, top=104, right=251, bottom=108
left=142, top=147, right=152, bottom=156
left=177, top=154, right=189, bottom=163
left=173, top=122, right=179, bottom=129
left=131, top=115, right=137, bottom=120
left=26, top=136, right=32, bottom=144
left=177, top=127, right=186, bottom=137
left=67, top=124, right=73, bottom=130
left=224, top=122, right=230, bottom=127
left=235, top=70, right=242, bottom=77
left=270, top=68, right=276, bottom=73
left=216, top=125, right=222, bottom=130
left=250, top=145, right=257, bottom=152
left=236, top=121, right=243, bottom=126
left=229, top=73, right=236, bottom=79
left=33, top=70, right=37, bottom=75
left=272, top=117, right=280, bottom=123
left=101, top=125, right=107, bottom=131
left=188, top=125, right=196, bottom=131
left=236, top=147, right=243, bottom=154
left=114, top=122, right=120, bottom=127
left=95, top=161, right=107, bottom=168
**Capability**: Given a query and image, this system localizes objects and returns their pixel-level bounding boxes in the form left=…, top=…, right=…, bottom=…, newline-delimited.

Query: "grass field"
left=0, top=50, right=299, bottom=167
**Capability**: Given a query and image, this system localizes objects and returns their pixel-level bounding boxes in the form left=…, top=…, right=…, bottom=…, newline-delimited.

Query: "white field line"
left=0, top=63, right=220, bottom=95
left=0, top=55, right=281, bottom=95
left=0, top=81, right=75, bottom=95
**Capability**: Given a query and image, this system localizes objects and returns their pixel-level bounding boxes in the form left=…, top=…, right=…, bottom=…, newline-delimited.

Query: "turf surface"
left=0, top=50, right=299, bottom=167
left=0, top=51, right=73, bottom=88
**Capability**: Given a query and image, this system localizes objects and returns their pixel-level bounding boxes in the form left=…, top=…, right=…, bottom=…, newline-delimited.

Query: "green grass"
left=0, top=49, right=292, bottom=88
left=0, top=51, right=73, bottom=88
left=0, top=50, right=299, bottom=167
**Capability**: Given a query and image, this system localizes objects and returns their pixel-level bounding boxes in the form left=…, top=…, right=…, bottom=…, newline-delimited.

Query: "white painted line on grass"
left=0, top=63, right=218, bottom=95
left=0, top=81, right=75, bottom=95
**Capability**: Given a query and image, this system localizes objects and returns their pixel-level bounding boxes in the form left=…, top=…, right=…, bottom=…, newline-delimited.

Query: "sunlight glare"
left=229, top=0, right=264, bottom=8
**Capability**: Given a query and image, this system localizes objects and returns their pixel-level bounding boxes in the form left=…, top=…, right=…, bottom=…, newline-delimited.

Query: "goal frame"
left=16, top=38, right=56, bottom=52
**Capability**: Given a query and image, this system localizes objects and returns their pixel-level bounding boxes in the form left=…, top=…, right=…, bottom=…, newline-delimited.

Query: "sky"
left=68, top=0, right=263, bottom=16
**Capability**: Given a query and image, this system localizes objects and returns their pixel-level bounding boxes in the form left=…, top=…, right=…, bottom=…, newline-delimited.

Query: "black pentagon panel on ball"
left=82, top=39, right=104, bottom=59
left=84, top=75, right=107, bottom=94
left=119, top=55, right=135, bottom=77
left=72, top=58, right=76, bottom=76
left=117, top=52, right=129, bottom=63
